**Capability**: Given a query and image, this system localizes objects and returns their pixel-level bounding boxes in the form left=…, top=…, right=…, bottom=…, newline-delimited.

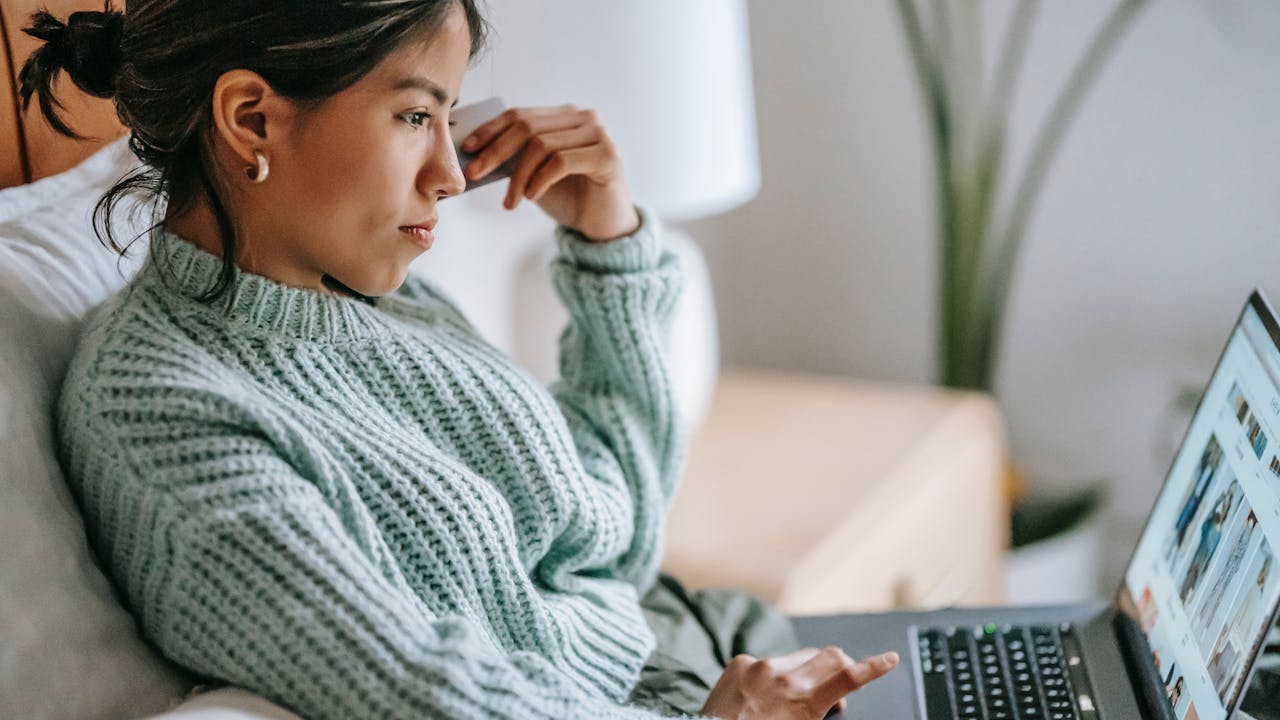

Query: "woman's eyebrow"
left=390, top=76, right=458, bottom=108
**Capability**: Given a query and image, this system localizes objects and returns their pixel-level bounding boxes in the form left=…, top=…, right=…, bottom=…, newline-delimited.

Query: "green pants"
left=626, top=572, right=801, bottom=716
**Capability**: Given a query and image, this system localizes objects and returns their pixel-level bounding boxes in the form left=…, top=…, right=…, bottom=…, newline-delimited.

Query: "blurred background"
left=446, top=0, right=1280, bottom=605
left=686, top=0, right=1280, bottom=594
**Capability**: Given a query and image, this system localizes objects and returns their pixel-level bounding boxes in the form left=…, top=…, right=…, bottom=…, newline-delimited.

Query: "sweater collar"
left=142, top=225, right=391, bottom=343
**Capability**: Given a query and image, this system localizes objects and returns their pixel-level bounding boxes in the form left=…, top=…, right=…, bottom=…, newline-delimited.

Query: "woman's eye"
left=403, top=112, right=431, bottom=128
left=401, top=112, right=459, bottom=129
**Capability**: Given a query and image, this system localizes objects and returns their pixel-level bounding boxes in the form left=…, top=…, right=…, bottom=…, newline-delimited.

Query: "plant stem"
left=952, top=0, right=1039, bottom=389
left=894, top=0, right=961, bottom=385
left=987, top=1, right=1039, bottom=131
left=947, top=1, right=988, bottom=388
left=972, top=0, right=1147, bottom=390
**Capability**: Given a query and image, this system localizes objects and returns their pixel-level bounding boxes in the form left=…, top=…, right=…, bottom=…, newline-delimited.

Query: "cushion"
left=0, top=138, right=194, bottom=720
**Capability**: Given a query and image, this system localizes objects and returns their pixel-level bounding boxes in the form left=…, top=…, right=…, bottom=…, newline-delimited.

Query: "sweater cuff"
left=555, top=205, right=664, bottom=274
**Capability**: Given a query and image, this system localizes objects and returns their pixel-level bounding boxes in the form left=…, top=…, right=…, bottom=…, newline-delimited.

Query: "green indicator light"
left=984, top=623, right=996, bottom=635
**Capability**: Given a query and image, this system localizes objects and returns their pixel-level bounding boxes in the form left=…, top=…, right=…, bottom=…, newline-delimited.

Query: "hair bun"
left=22, top=7, right=124, bottom=100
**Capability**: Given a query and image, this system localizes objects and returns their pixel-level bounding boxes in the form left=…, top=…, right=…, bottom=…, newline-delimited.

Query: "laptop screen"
left=1120, top=293, right=1280, bottom=720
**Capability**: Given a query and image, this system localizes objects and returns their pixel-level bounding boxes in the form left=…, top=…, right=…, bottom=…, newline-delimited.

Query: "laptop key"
left=952, top=630, right=987, bottom=719
left=1031, top=627, right=1080, bottom=720
left=923, top=671, right=957, bottom=719
left=1058, top=625, right=1098, bottom=720
left=917, top=630, right=958, bottom=720
left=917, top=623, right=1091, bottom=720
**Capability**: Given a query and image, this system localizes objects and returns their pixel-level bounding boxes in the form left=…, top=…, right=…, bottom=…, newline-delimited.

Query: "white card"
left=450, top=96, right=518, bottom=192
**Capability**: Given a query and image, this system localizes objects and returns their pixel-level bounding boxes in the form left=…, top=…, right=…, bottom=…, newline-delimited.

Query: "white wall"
left=684, top=0, right=1280, bottom=591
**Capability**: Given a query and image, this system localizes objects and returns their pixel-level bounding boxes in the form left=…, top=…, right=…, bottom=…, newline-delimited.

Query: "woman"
left=24, top=2, right=898, bottom=718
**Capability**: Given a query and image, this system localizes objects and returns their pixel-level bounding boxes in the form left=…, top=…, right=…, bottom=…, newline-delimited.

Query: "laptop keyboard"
left=914, top=623, right=1098, bottom=720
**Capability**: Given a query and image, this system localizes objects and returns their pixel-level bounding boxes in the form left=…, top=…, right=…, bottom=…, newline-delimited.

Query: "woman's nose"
left=423, top=131, right=466, bottom=199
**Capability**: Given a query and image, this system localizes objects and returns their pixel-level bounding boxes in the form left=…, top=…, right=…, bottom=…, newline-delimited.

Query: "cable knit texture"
left=55, top=206, right=702, bottom=719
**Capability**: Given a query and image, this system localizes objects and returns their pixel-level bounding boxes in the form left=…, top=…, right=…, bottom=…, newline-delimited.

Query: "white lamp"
left=460, top=0, right=760, bottom=222
left=449, top=0, right=761, bottom=433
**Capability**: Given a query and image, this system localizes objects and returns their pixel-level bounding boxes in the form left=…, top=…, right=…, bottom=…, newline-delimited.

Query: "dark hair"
left=19, top=0, right=489, bottom=306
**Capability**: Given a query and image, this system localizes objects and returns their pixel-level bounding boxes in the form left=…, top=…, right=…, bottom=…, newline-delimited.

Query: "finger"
left=462, top=104, right=579, bottom=152
left=463, top=107, right=587, bottom=178
left=794, top=647, right=862, bottom=710
left=523, top=145, right=617, bottom=204
left=796, top=646, right=853, bottom=677
left=760, top=647, right=823, bottom=676
left=802, top=648, right=899, bottom=701
left=854, top=651, right=900, bottom=685
left=826, top=697, right=848, bottom=717
left=723, top=653, right=759, bottom=677
left=504, top=124, right=601, bottom=208
left=776, top=647, right=824, bottom=667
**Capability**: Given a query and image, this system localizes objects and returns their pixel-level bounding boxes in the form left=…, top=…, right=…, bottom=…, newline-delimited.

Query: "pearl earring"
left=245, top=151, right=270, bottom=183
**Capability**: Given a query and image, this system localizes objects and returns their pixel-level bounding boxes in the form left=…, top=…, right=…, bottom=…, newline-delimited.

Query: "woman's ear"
left=209, top=69, right=285, bottom=170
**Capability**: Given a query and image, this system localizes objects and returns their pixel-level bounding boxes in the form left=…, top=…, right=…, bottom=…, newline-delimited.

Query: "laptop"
left=794, top=290, right=1280, bottom=720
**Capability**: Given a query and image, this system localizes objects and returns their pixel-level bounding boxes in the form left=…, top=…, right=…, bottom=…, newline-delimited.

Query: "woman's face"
left=257, top=5, right=471, bottom=297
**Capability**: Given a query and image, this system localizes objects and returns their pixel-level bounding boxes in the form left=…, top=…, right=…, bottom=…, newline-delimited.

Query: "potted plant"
left=893, top=0, right=1150, bottom=601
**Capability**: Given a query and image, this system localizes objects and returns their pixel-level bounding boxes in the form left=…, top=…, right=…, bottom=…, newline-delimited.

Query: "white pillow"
left=0, top=138, right=194, bottom=720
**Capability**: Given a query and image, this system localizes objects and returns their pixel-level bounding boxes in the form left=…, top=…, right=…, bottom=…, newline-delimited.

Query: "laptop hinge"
left=1112, top=611, right=1176, bottom=720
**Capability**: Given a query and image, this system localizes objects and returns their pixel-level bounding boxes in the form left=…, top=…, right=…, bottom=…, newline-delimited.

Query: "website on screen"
left=1123, top=305, right=1280, bottom=720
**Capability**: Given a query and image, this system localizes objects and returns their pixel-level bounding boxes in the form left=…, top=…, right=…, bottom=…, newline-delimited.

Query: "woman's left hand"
left=460, top=105, right=640, bottom=243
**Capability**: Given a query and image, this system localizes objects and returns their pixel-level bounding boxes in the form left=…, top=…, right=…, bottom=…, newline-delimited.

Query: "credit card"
left=451, top=96, right=519, bottom=192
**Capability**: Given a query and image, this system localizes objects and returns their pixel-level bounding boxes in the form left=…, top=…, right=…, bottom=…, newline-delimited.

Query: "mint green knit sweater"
left=56, top=207, right=700, bottom=719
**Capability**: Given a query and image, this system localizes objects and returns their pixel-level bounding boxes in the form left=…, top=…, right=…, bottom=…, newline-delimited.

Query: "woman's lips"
left=400, top=226, right=434, bottom=250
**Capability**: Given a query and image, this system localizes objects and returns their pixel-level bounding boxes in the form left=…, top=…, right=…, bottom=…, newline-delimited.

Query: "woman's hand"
left=460, top=105, right=640, bottom=243
left=699, top=646, right=900, bottom=720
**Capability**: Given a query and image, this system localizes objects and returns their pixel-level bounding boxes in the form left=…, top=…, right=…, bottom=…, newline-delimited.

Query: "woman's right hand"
left=698, top=645, right=900, bottom=720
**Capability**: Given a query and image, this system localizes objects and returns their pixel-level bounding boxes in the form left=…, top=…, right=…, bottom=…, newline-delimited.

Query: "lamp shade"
left=461, top=0, right=760, bottom=222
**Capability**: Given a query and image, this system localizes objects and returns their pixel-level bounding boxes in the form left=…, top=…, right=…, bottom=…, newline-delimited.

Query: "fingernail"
left=881, top=652, right=899, bottom=665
